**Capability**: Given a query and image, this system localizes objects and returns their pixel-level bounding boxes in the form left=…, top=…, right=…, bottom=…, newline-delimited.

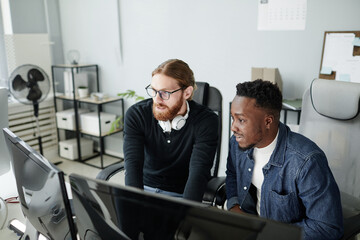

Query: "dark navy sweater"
left=123, top=98, right=218, bottom=202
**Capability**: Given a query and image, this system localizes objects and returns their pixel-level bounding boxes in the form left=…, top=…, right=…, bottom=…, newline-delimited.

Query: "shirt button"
left=243, top=186, right=247, bottom=190
left=248, top=168, right=252, bottom=172
left=167, top=140, right=171, bottom=143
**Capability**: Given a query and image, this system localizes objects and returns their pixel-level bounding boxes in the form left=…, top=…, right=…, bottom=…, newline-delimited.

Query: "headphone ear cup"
left=159, top=120, right=171, bottom=132
left=171, top=101, right=190, bottom=130
left=159, top=101, right=190, bottom=132
left=172, top=115, right=186, bottom=130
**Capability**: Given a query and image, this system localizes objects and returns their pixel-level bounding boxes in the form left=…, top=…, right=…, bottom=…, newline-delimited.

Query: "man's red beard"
left=153, top=98, right=183, bottom=121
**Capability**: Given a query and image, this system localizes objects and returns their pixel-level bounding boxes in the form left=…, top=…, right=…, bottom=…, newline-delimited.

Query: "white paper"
left=321, top=33, right=360, bottom=83
left=322, top=33, right=355, bottom=69
left=336, top=57, right=360, bottom=83
left=258, top=0, right=307, bottom=31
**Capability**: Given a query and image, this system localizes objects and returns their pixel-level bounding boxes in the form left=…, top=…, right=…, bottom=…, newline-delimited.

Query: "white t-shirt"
left=251, top=130, right=279, bottom=215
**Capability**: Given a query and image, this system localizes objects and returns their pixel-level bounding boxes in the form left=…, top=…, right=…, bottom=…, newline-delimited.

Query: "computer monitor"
left=3, top=128, right=77, bottom=240
left=0, top=88, right=10, bottom=175
left=69, top=173, right=302, bottom=240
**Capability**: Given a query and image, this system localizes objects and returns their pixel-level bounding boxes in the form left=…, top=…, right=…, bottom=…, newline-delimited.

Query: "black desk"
left=282, top=106, right=301, bottom=125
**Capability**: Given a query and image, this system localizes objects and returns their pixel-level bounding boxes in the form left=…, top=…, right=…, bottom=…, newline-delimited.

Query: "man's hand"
left=229, top=204, right=244, bottom=214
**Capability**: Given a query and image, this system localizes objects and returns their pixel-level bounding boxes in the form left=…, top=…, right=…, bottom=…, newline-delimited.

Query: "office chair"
left=298, top=78, right=360, bottom=240
left=96, top=82, right=226, bottom=207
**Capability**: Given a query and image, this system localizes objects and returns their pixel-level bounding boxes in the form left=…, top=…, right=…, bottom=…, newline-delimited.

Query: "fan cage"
left=9, top=64, right=51, bottom=105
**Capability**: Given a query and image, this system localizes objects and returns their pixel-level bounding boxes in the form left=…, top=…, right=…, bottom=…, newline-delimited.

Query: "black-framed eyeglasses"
left=145, top=84, right=184, bottom=100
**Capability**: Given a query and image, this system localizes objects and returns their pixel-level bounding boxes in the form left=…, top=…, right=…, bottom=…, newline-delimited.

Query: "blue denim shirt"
left=226, top=122, right=343, bottom=240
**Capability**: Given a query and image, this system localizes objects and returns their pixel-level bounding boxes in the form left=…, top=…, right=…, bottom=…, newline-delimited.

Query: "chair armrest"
left=342, top=214, right=360, bottom=240
left=202, top=176, right=226, bottom=207
left=96, top=162, right=125, bottom=181
left=340, top=191, right=360, bottom=240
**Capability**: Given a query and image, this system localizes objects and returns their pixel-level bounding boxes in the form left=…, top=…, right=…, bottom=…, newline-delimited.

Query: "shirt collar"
left=244, top=122, right=288, bottom=168
left=267, top=122, right=288, bottom=168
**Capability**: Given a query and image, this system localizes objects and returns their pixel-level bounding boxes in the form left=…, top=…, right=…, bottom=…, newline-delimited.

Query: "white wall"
left=58, top=0, right=360, bottom=175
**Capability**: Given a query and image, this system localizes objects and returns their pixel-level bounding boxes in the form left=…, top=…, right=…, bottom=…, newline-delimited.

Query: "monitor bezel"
left=3, top=127, right=77, bottom=240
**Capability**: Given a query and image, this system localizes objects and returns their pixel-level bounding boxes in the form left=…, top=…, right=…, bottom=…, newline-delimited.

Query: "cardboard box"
left=59, top=138, right=93, bottom=160
left=56, top=108, right=89, bottom=130
left=251, top=67, right=283, bottom=91
left=80, top=112, right=116, bottom=136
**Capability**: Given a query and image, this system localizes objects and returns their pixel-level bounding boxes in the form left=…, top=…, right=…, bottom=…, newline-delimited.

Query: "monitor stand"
left=17, top=219, right=37, bottom=240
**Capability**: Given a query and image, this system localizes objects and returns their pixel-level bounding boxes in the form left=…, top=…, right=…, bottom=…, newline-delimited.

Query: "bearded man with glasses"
left=123, top=59, right=219, bottom=202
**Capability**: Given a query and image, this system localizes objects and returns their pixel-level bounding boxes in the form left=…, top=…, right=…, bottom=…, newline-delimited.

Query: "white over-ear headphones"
left=159, top=101, right=190, bottom=132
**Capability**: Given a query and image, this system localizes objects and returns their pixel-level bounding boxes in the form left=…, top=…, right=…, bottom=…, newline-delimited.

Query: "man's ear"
left=265, top=114, right=274, bottom=129
left=183, top=86, right=193, bottom=99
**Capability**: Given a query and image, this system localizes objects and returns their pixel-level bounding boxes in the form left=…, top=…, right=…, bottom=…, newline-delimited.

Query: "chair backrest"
left=193, top=82, right=222, bottom=177
left=193, top=82, right=209, bottom=105
left=299, top=78, right=360, bottom=198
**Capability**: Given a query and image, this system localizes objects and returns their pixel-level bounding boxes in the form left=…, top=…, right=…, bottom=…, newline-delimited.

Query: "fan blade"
left=27, top=85, right=42, bottom=101
left=28, top=68, right=45, bottom=84
left=12, top=75, right=27, bottom=91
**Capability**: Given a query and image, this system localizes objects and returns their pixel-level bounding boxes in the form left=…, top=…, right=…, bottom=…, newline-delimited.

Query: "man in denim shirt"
left=226, top=79, right=343, bottom=240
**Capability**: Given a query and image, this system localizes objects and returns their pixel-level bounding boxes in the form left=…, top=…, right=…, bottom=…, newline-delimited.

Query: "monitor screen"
left=3, top=128, right=77, bottom=240
left=69, top=173, right=302, bottom=240
left=0, top=88, right=10, bottom=176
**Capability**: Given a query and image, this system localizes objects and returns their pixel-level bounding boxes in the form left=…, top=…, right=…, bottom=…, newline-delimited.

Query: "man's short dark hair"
left=236, top=79, right=283, bottom=120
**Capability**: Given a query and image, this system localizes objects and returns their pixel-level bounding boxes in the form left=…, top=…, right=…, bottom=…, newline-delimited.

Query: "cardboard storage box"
left=80, top=112, right=116, bottom=136
left=251, top=67, right=283, bottom=91
left=56, top=108, right=89, bottom=130
left=59, top=138, right=93, bottom=160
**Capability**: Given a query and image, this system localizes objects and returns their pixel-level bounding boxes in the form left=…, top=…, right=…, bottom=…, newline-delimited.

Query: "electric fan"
left=8, top=64, right=51, bottom=154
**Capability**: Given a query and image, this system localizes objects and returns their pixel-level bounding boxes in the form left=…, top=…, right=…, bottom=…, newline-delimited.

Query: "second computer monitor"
left=69, top=173, right=302, bottom=240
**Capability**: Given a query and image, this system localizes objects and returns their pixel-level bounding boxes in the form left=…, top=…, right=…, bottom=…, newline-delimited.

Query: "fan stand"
left=33, top=102, right=62, bottom=166
left=33, top=102, right=43, bottom=155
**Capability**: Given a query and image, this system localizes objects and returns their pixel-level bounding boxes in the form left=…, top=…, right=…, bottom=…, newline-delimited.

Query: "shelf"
left=57, top=127, right=123, bottom=136
left=52, top=64, right=98, bottom=68
left=78, top=96, right=123, bottom=104
left=55, top=94, right=123, bottom=104
left=80, top=128, right=123, bottom=137
left=55, top=94, right=80, bottom=101
left=282, top=99, right=302, bottom=111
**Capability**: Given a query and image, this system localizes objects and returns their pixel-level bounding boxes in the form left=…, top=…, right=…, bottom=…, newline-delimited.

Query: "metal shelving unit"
left=51, top=64, right=124, bottom=169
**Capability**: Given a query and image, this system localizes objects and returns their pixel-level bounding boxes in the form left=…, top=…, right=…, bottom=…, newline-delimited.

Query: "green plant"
left=109, top=90, right=145, bottom=133
left=109, top=115, right=123, bottom=133
left=117, top=90, right=145, bottom=101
